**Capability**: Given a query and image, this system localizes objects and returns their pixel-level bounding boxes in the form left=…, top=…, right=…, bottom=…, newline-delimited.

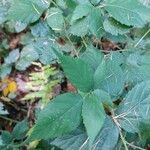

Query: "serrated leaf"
left=0, top=64, right=12, bottom=79
left=82, top=93, right=105, bottom=145
left=94, top=58, right=125, bottom=97
left=93, top=117, right=119, bottom=150
left=51, top=129, right=88, bottom=150
left=0, top=1, right=10, bottom=24
left=71, top=4, right=92, bottom=24
left=14, top=21, right=27, bottom=33
left=12, top=119, right=28, bottom=140
left=5, top=49, right=20, bottom=64
left=93, top=89, right=113, bottom=107
left=125, top=52, right=150, bottom=84
left=116, top=80, right=150, bottom=133
left=1, top=131, right=12, bottom=145
left=80, top=45, right=104, bottom=71
left=90, top=0, right=102, bottom=5
left=104, top=0, right=149, bottom=27
left=94, top=60, right=106, bottom=88
left=88, top=8, right=104, bottom=38
left=33, top=38, right=57, bottom=64
left=8, top=0, right=49, bottom=24
left=69, top=17, right=89, bottom=37
left=46, top=7, right=64, bottom=31
left=103, top=18, right=131, bottom=35
left=31, top=21, right=51, bottom=37
left=29, top=93, right=83, bottom=141
left=15, top=45, right=39, bottom=71
left=51, top=117, right=119, bottom=150
left=60, top=55, right=94, bottom=92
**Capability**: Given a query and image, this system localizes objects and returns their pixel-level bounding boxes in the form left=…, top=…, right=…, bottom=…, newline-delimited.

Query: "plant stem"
left=0, top=115, right=18, bottom=123
left=111, top=110, right=129, bottom=150
left=126, top=142, right=146, bottom=150
left=134, top=28, right=150, bottom=48
left=119, top=130, right=129, bottom=150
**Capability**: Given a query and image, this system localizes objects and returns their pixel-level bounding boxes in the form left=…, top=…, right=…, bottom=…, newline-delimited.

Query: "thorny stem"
left=111, top=110, right=129, bottom=150
left=111, top=110, right=146, bottom=150
left=126, top=142, right=146, bottom=150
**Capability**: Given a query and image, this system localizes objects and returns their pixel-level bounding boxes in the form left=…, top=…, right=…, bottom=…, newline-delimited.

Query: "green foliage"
left=59, top=55, right=94, bottom=92
left=0, top=119, right=29, bottom=149
left=104, top=0, right=150, bottom=27
left=29, top=93, right=83, bottom=141
left=8, top=0, right=49, bottom=24
left=0, top=0, right=150, bottom=149
left=116, top=80, right=150, bottom=133
left=82, top=93, right=105, bottom=146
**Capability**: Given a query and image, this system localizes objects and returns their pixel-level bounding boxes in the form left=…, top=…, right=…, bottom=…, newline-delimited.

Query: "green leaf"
left=69, top=17, right=89, bottom=37
left=33, top=38, right=57, bottom=65
left=5, top=49, right=20, bottom=64
left=93, top=117, right=119, bottom=150
left=93, top=89, right=113, bottom=107
left=90, top=0, right=102, bottom=5
left=116, top=80, right=150, bottom=133
left=0, top=1, right=10, bottom=24
left=8, top=0, right=49, bottom=24
left=52, top=117, right=119, bottom=150
left=15, top=45, right=39, bottom=71
left=76, top=0, right=91, bottom=4
left=46, top=7, right=64, bottom=31
left=104, top=0, right=149, bottom=27
left=71, top=4, right=92, bottom=24
left=0, top=64, right=12, bottom=79
left=139, top=122, right=150, bottom=143
left=60, top=55, right=94, bottom=92
left=0, top=136, right=3, bottom=146
left=82, top=93, right=105, bottom=145
left=1, top=131, right=12, bottom=145
left=30, top=21, right=51, bottom=37
left=80, top=45, right=104, bottom=71
left=14, top=21, right=27, bottom=33
left=29, top=93, right=83, bottom=140
left=88, top=8, right=104, bottom=38
left=94, top=58, right=125, bottom=97
left=94, top=60, right=106, bottom=88
left=125, top=52, right=150, bottom=84
left=103, top=18, right=131, bottom=35
left=51, top=129, right=88, bottom=150
left=12, top=119, right=28, bottom=140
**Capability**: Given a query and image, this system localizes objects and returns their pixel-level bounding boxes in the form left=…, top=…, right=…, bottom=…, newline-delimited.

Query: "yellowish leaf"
left=1, top=78, right=17, bottom=97
left=3, top=87, right=9, bottom=97
left=8, top=81, right=17, bottom=93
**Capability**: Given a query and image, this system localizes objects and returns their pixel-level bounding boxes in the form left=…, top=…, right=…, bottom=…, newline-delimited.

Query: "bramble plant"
left=0, top=0, right=150, bottom=149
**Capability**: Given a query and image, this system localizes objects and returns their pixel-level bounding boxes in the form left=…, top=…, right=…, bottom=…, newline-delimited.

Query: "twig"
left=111, top=110, right=146, bottom=150
left=111, top=110, right=129, bottom=150
left=126, top=142, right=146, bottom=150
left=0, top=115, right=19, bottom=123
